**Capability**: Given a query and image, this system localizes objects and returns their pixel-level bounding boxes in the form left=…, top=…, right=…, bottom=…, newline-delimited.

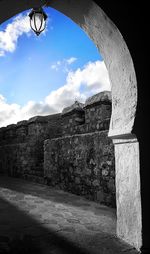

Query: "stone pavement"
left=0, top=176, right=139, bottom=254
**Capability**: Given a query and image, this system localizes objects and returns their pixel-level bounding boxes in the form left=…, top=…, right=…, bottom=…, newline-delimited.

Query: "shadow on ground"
left=0, top=196, right=94, bottom=254
left=0, top=176, right=139, bottom=254
left=0, top=176, right=116, bottom=217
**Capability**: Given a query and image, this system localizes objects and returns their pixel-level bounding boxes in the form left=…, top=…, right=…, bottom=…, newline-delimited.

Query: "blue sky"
left=0, top=7, right=110, bottom=127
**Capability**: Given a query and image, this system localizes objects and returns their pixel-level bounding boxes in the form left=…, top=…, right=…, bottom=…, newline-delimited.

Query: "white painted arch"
left=0, top=0, right=141, bottom=250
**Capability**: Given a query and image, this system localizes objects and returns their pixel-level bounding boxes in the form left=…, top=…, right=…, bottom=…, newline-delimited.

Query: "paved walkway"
left=0, top=176, right=139, bottom=254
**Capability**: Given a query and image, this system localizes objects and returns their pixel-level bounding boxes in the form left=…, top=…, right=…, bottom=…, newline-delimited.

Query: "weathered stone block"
left=97, top=190, right=105, bottom=202
left=102, top=169, right=109, bottom=176
left=44, top=131, right=115, bottom=207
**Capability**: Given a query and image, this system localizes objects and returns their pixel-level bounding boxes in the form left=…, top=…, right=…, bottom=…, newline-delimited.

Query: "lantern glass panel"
left=39, top=17, right=46, bottom=32
left=34, top=13, right=43, bottom=31
left=30, top=17, right=36, bottom=31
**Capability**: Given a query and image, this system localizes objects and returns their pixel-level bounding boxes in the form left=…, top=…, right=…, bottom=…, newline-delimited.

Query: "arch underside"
left=0, top=0, right=141, bottom=251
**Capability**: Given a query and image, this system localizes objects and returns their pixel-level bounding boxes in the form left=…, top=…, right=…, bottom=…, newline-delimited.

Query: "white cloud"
left=0, top=96, right=57, bottom=127
left=0, top=60, right=111, bottom=127
left=46, top=60, right=111, bottom=111
left=66, top=57, right=77, bottom=65
left=51, top=61, right=61, bottom=71
left=51, top=57, right=77, bottom=72
left=0, top=14, right=31, bottom=56
left=0, top=94, right=21, bottom=126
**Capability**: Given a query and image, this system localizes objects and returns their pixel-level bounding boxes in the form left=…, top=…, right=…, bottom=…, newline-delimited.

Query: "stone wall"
left=0, top=91, right=115, bottom=207
left=0, top=143, right=43, bottom=181
left=44, top=131, right=115, bottom=207
left=0, top=114, right=62, bottom=181
left=62, top=91, right=111, bottom=136
left=0, top=114, right=62, bottom=145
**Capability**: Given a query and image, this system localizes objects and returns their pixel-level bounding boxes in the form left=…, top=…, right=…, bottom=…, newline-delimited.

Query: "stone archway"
left=0, top=0, right=142, bottom=251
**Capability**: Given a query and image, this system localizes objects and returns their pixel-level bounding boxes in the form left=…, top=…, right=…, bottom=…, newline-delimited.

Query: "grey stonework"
left=61, top=91, right=111, bottom=136
left=0, top=91, right=115, bottom=207
left=0, top=114, right=63, bottom=180
left=44, top=131, right=115, bottom=207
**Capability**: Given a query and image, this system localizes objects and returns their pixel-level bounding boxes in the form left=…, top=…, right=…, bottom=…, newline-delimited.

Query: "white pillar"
left=112, top=134, right=142, bottom=251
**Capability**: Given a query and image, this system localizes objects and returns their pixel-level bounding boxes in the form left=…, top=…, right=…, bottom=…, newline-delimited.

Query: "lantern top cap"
left=29, top=7, right=48, bottom=20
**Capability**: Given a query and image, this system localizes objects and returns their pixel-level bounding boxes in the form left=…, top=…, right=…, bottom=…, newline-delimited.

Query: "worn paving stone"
left=0, top=176, right=140, bottom=254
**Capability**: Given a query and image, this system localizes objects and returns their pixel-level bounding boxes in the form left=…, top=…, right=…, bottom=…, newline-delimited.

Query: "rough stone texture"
left=114, top=136, right=142, bottom=251
left=62, top=100, right=84, bottom=115
left=62, top=91, right=111, bottom=136
left=84, top=92, right=111, bottom=133
left=44, top=131, right=115, bottom=207
left=62, top=102, right=85, bottom=136
left=85, top=91, right=112, bottom=106
left=0, top=114, right=62, bottom=181
left=0, top=143, right=44, bottom=182
left=0, top=92, right=112, bottom=186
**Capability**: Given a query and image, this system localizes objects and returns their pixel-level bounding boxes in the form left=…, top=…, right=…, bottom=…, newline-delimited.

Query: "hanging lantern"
left=29, top=7, right=48, bottom=36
